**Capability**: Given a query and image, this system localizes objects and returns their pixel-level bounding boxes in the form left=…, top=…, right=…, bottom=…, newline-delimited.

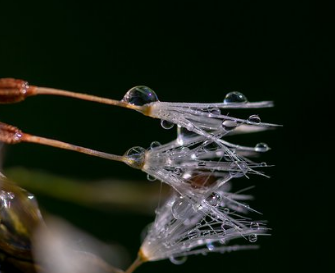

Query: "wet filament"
left=0, top=121, right=133, bottom=166
left=0, top=78, right=146, bottom=113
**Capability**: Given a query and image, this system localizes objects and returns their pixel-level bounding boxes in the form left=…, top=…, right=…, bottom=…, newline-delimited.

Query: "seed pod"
left=0, top=78, right=35, bottom=104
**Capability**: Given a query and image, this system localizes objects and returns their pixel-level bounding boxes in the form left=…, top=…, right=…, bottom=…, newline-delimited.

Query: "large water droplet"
left=222, top=120, right=238, bottom=131
left=124, top=146, right=146, bottom=169
left=223, top=91, right=248, bottom=104
left=170, top=255, right=187, bottom=265
left=255, top=142, right=269, bottom=152
left=248, top=114, right=261, bottom=124
left=161, top=120, right=174, bottom=130
left=171, top=196, right=191, bottom=219
left=206, top=192, right=221, bottom=207
left=122, top=86, right=159, bottom=106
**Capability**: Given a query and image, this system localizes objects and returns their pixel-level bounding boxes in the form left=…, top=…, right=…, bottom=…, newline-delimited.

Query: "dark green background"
left=0, top=1, right=332, bottom=272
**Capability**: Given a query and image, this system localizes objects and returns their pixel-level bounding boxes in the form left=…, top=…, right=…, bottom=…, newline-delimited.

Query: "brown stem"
left=125, top=256, right=144, bottom=273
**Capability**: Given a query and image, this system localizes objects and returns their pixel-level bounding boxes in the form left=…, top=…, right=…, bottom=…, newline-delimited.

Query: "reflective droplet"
left=147, top=174, right=156, bottom=181
left=198, top=161, right=207, bottom=167
left=207, top=242, right=215, bottom=251
left=161, top=120, right=174, bottom=130
left=223, top=208, right=230, bottom=214
left=122, top=86, right=159, bottom=106
left=223, top=91, right=248, bottom=104
left=206, top=192, right=221, bottom=207
left=248, top=114, right=261, bottom=124
left=260, top=162, right=267, bottom=167
left=170, top=255, right=187, bottom=265
left=150, top=141, right=161, bottom=149
left=208, top=107, right=221, bottom=115
left=255, top=142, right=269, bottom=152
left=222, top=120, right=238, bottom=131
left=171, top=197, right=191, bottom=219
left=248, top=234, right=258, bottom=243
left=124, top=146, right=146, bottom=169
left=174, top=167, right=183, bottom=176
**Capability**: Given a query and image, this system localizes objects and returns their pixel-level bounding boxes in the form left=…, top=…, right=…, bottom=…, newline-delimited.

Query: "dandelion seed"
left=137, top=190, right=267, bottom=264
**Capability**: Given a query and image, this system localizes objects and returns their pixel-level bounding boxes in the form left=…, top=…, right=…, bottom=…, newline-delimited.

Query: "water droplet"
left=208, top=107, right=221, bottom=115
left=255, top=142, right=269, bottom=152
left=223, top=208, right=230, bottom=214
left=260, top=162, right=267, bottom=167
left=248, top=234, right=258, bottom=243
left=248, top=114, right=261, bottom=124
left=207, top=242, right=215, bottom=251
left=206, top=192, right=221, bottom=207
left=150, top=141, right=161, bottom=149
left=198, top=161, right=207, bottom=167
left=222, top=120, right=238, bottom=131
left=170, top=256, right=187, bottom=265
left=161, top=119, right=174, bottom=130
left=174, top=168, right=183, bottom=176
left=171, top=197, right=191, bottom=219
left=147, top=174, right=156, bottom=181
left=223, top=91, right=248, bottom=104
left=124, top=146, right=146, bottom=169
left=122, top=86, right=159, bottom=106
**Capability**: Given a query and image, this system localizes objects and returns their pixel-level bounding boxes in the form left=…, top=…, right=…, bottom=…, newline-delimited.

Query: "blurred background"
left=0, top=1, right=332, bottom=272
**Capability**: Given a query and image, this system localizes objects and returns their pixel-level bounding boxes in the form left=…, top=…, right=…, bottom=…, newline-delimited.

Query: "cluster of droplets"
left=140, top=187, right=266, bottom=263
left=119, top=87, right=275, bottom=264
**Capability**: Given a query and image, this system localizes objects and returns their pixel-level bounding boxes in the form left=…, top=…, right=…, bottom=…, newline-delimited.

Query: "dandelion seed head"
left=140, top=191, right=267, bottom=262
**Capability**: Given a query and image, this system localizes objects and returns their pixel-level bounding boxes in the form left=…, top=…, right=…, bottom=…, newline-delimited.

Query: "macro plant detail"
left=0, top=78, right=277, bottom=273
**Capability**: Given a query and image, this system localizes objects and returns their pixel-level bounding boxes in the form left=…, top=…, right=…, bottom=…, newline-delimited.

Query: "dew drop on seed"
left=223, top=91, right=248, bottom=104
left=174, top=167, right=183, bottom=176
left=198, top=161, right=207, bottom=167
left=207, top=242, right=215, bottom=251
left=171, top=197, right=191, bottom=219
left=248, top=234, right=258, bottom=243
left=147, top=174, right=156, bottom=181
left=222, top=120, right=238, bottom=131
left=150, top=141, right=161, bottom=149
left=170, top=256, right=187, bottom=265
left=223, top=208, right=230, bottom=214
left=161, top=119, right=174, bottom=130
left=255, top=142, right=269, bottom=152
left=206, top=192, right=221, bottom=207
left=122, top=86, right=159, bottom=106
left=124, top=146, right=146, bottom=169
left=208, top=107, right=221, bottom=115
left=248, top=114, right=261, bottom=124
